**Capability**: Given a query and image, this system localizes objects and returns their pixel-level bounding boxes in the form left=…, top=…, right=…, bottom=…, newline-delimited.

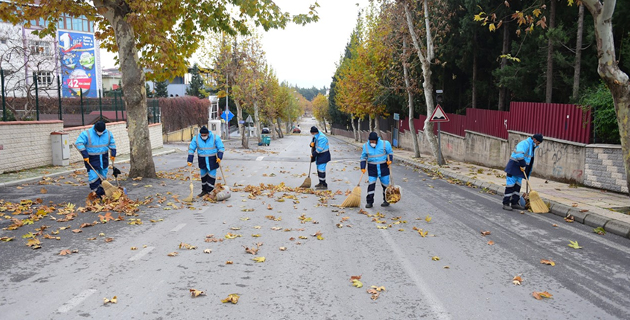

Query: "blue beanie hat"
left=94, top=121, right=106, bottom=133
left=368, top=132, right=378, bottom=141
left=200, top=126, right=209, bottom=134
left=310, top=126, right=319, bottom=133
left=533, top=133, right=543, bottom=142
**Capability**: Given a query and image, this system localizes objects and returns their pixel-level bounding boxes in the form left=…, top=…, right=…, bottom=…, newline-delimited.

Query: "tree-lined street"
left=1, top=121, right=629, bottom=319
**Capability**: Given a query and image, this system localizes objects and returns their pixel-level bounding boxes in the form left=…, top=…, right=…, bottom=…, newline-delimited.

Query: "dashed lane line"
left=129, top=246, right=155, bottom=261
left=170, top=223, right=186, bottom=232
left=57, top=289, right=97, bottom=313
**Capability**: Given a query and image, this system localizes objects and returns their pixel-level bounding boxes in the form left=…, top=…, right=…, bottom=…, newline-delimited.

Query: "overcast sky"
left=100, top=0, right=369, bottom=89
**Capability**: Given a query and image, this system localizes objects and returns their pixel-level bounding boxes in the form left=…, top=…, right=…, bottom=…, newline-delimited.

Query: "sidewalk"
left=334, top=135, right=630, bottom=240
left=0, top=147, right=177, bottom=188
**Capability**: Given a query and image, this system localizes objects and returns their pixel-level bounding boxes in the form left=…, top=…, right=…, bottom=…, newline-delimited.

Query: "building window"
left=37, top=71, right=54, bottom=87
left=30, top=40, right=52, bottom=56
left=58, top=14, right=92, bottom=32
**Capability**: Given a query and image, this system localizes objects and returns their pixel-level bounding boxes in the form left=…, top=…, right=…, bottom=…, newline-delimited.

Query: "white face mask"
left=96, top=131, right=104, bottom=136
left=370, top=143, right=376, bottom=148
left=201, top=135, right=209, bottom=141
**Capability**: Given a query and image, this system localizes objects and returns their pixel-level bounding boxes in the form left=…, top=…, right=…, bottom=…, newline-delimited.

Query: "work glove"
left=520, top=167, right=526, bottom=172
left=187, top=162, right=192, bottom=167
left=110, top=156, right=115, bottom=162
left=84, top=158, right=90, bottom=164
left=112, top=167, right=121, bottom=178
left=216, top=158, right=221, bottom=164
left=310, top=155, right=316, bottom=163
left=361, top=169, right=366, bottom=174
left=310, top=142, right=315, bottom=148
left=387, top=160, right=392, bottom=166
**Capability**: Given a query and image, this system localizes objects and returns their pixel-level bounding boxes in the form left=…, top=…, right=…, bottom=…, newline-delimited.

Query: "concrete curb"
left=332, top=136, right=630, bottom=240
left=0, top=148, right=177, bottom=189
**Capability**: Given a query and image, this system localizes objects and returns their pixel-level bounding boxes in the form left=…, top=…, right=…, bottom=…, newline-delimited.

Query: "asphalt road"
left=1, top=125, right=629, bottom=320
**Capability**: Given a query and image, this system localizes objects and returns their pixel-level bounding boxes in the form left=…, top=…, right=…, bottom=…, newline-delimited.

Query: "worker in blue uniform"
left=310, top=126, right=331, bottom=190
left=361, top=132, right=394, bottom=208
left=75, top=121, right=116, bottom=196
left=503, top=133, right=543, bottom=211
left=188, top=126, right=225, bottom=197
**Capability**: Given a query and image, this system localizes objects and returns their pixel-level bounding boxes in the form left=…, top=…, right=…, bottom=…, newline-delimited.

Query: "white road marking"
left=128, top=246, right=155, bottom=261
left=256, top=156, right=265, bottom=161
left=380, top=230, right=451, bottom=320
left=57, top=289, right=97, bottom=313
left=170, top=223, right=186, bottom=232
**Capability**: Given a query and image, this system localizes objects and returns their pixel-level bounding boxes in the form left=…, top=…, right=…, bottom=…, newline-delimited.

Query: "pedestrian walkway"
left=334, top=135, right=630, bottom=239
left=0, top=147, right=176, bottom=188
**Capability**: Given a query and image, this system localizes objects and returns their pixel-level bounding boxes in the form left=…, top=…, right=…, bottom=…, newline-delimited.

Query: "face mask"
left=96, top=131, right=104, bottom=136
left=370, top=143, right=376, bottom=148
left=201, top=135, right=209, bottom=141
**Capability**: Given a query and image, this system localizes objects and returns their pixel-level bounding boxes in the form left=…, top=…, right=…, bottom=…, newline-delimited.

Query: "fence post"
left=56, top=75, right=62, bottom=120
left=1, top=69, right=6, bottom=121
left=80, top=89, right=85, bottom=126
left=32, top=72, right=40, bottom=121
left=114, top=91, right=119, bottom=122
left=99, top=89, right=103, bottom=120
left=153, top=100, right=157, bottom=124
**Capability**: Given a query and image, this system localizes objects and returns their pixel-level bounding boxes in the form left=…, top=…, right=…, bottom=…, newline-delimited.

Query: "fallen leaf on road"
left=179, top=242, right=197, bottom=250
left=425, top=215, right=432, bottom=223
left=190, top=289, right=206, bottom=297
left=564, top=215, right=574, bottom=223
left=252, top=256, right=266, bottom=263
left=350, top=275, right=362, bottom=281
left=131, top=247, right=137, bottom=250
left=487, top=240, right=495, bottom=245
left=568, top=240, right=582, bottom=249
left=571, top=203, right=578, bottom=207
left=244, top=244, right=260, bottom=255
left=352, top=279, right=363, bottom=288
left=40, top=188, right=48, bottom=194
left=279, top=247, right=287, bottom=251
left=443, top=266, right=450, bottom=269
left=552, top=224, right=558, bottom=227
left=103, top=296, right=117, bottom=304
left=221, top=293, right=239, bottom=304
left=239, top=217, right=250, bottom=221
left=59, top=249, right=72, bottom=256
left=532, top=291, right=552, bottom=300
left=72, top=229, right=82, bottom=233
left=480, top=231, right=491, bottom=236
left=512, top=276, right=522, bottom=285
left=87, top=237, right=96, bottom=240
left=230, top=227, right=241, bottom=230
left=252, top=234, right=261, bottom=237
left=579, top=209, right=589, bottom=213
left=104, top=237, right=114, bottom=243
left=226, top=260, right=233, bottom=264
left=167, top=252, right=178, bottom=257
left=593, top=227, right=606, bottom=235
left=225, top=233, right=241, bottom=239
left=26, top=238, right=41, bottom=248
left=0, top=237, right=15, bottom=242
left=540, top=259, right=556, bottom=266
left=203, top=249, right=212, bottom=254
left=432, top=256, right=440, bottom=261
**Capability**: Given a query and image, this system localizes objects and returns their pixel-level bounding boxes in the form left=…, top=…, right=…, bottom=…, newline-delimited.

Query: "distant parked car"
left=292, top=127, right=301, bottom=133
left=261, top=127, right=270, bottom=134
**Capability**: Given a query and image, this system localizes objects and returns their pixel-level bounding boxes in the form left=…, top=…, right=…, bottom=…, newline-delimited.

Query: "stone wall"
left=367, top=128, right=626, bottom=193
left=509, top=131, right=586, bottom=183
left=0, top=121, right=64, bottom=174
left=0, top=121, right=163, bottom=173
left=584, top=145, right=628, bottom=193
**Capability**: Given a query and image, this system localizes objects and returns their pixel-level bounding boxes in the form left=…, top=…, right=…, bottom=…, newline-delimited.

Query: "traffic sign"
left=429, top=104, right=449, bottom=122
left=245, top=115, right=253, bottom=123
left=393, top=113, right=399, bottom=121
left=221, top=110, right=234, bottom=121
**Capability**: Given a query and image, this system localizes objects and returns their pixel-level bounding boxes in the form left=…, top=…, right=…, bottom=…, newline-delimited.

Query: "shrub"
left=580, top=82, right=620, bottom=144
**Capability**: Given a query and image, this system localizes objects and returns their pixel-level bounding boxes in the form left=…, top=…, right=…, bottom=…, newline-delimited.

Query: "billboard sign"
left=58, top=31, right=96, bottom=97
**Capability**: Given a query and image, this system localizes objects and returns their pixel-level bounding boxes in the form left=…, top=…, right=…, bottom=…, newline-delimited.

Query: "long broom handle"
left=219, top=162, right=228, bottom=186
left=357, top=171, right=365, bottom=187
left=521, top=170, right=534, bottom=192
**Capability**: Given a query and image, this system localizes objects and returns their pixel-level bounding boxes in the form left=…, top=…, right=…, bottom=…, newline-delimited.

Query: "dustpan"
left=215, top=163, right=231, bottom=201
left=384, top=165, right=402, bottom=204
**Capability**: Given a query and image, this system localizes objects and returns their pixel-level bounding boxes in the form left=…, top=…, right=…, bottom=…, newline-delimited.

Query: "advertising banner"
left=58, top=31, right=96, bottom=97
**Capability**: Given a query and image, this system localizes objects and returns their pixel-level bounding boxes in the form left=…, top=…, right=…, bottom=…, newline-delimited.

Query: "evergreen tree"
left=145, top=83, right=154, bottom=98
left=155, top=80, right=169, bottom=98
left=186, top=63, right=208, bottom=98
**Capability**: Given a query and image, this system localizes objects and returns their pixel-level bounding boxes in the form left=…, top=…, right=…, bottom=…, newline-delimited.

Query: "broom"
left=85, top=160, right=117, bottom=197
left=300, top=162, right=312, bottom=188
left=521, top=169, right=548, bottom=213
left=182, top=168, right=194, bottom=203
left=340, top=171, right=365, bottom=208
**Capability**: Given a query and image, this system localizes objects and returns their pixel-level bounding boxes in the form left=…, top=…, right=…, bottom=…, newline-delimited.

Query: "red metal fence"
left=509, top=102, right=591, bottom=144
left=400, top=102, right=592, bottom=144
